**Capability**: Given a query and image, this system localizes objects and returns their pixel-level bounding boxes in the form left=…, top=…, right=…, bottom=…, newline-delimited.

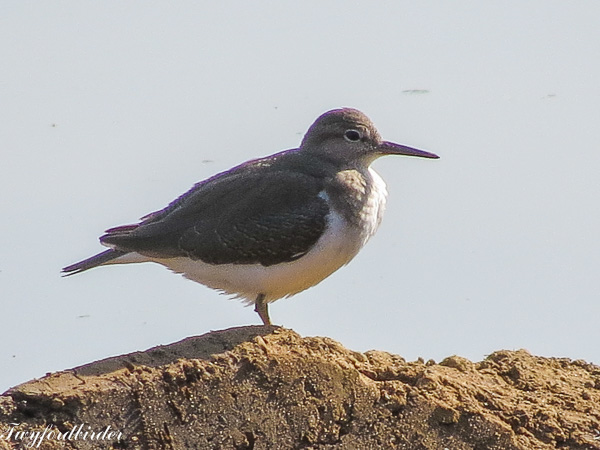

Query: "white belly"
left=110, top=171, right=388, bottom=305
left=152, top=208, right=363, bottom=303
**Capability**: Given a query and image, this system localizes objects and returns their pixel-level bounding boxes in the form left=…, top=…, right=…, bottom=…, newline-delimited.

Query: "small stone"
left=432, top=405, right=460, bottom=424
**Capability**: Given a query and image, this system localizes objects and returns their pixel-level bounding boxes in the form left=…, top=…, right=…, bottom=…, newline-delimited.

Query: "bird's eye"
left=344, top=129, right=362, bottom=142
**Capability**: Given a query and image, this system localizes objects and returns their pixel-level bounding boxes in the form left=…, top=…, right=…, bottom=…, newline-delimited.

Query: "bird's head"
left=300, top=108, right=439, bottom=167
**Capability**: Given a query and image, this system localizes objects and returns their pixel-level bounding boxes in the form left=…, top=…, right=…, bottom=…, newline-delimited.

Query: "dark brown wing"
left=100, top=169, right=329, bottom=266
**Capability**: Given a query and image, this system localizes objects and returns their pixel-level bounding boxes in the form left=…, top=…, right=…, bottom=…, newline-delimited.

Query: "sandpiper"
left=63, top=108, right=438, bottom=325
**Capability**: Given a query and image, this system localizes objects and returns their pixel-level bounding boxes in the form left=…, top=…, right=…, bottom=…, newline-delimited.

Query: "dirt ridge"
left=1, top=326, right=599, bottom=449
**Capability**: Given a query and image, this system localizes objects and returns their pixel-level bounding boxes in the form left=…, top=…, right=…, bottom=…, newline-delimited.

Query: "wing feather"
left=100, top=169, right=329, bottom=266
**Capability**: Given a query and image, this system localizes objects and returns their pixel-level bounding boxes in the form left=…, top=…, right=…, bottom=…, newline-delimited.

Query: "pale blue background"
left=1, top=1, right=599, bottom=391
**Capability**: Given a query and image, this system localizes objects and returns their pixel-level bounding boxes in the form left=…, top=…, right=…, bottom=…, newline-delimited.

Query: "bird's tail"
left=62, top=249, right=128, bottom=276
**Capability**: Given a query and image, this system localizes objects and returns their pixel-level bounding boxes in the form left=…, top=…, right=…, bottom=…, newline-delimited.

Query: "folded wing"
left=100, top=170, right=330, bottom=267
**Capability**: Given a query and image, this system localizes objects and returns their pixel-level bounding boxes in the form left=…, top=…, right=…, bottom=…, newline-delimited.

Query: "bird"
left=63, top=108, right=438, bottom=325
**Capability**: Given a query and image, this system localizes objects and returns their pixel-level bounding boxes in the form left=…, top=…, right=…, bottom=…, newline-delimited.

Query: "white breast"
left=361, top=167, right=388, bottom=242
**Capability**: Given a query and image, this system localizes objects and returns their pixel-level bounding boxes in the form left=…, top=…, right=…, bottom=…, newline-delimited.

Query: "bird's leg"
left=254, top=293, right=271, bottom=326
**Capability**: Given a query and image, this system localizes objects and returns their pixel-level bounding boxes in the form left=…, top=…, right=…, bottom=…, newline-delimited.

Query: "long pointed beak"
left=379, top=141, right=439, bottom=159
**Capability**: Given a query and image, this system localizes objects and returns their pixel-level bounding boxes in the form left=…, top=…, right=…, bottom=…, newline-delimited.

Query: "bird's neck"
left=324, top=165, right=388, bottom=237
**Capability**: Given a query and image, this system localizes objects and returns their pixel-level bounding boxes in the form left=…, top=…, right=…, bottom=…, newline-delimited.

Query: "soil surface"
left=1, top=326, right=600, bottom=449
